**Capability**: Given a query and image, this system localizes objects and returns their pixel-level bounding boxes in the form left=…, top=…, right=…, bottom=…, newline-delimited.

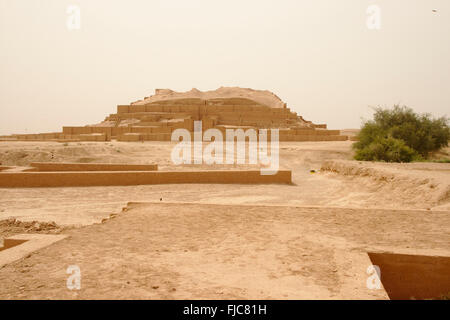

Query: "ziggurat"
left=1, top=88, right=348, bottom=142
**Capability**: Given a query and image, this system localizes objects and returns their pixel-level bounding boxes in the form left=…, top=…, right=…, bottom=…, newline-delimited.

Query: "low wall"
left=79, top=133, right=107, bottom=141
left=279, top=135, right=348, bottom=142
left=27, top=162, right=158, bottom=172
left=368, top=252, right=450, bottom=300
left=0, top=170, right=292, bottom=187
left=117, top=133, right=143, bottom=142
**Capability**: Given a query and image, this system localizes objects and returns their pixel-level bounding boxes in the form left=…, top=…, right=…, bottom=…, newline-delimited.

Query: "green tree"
left=353, top=106, right=449, bottom=162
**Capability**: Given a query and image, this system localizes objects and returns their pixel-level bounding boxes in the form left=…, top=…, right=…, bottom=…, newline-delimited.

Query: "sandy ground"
left=0, top=140, right=448, bottom=299
left=0, top=202, right=448, bottom=299
left=0, top=141, right=448, bottom=226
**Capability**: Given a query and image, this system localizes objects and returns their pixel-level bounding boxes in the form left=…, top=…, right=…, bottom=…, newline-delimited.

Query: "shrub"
left=354, top=106, right=449, bottom=162
left=354, top=136, right=419, bottom=162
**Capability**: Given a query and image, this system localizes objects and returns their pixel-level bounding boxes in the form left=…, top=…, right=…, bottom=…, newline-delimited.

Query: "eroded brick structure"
left=2, top=88, right=348, bottom=142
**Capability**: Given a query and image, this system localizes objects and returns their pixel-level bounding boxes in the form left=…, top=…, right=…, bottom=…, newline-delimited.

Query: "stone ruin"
left=2, top=87, right=348, bottom=142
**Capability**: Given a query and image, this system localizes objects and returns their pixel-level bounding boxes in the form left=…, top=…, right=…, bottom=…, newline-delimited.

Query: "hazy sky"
left=0, top=0, right=449, bottom=134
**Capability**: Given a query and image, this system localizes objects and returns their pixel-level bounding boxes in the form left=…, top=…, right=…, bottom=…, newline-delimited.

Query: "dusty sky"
left=0, top=0, right=449, bottom=134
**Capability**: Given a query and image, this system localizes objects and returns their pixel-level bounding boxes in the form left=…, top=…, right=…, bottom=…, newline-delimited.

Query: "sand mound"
left=131, top=87, right=287, bottom=108
left=0, top=146, right=95, bottom=166
left=0, top=218, right=63, bottom=244
left=321, top=160, right=450, bottom=209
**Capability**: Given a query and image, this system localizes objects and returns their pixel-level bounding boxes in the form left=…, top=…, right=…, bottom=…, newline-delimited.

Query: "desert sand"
left=0, top=140, right=449, bottom=299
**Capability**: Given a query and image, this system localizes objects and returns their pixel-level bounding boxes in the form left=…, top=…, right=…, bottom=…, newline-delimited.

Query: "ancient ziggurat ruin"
left=3, top=87, right=348, bottom=142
